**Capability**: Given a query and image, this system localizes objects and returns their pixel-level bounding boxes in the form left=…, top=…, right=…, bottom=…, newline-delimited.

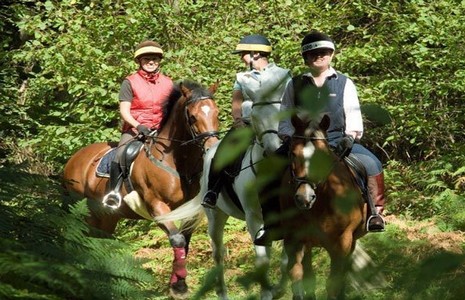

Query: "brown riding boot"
left=367, top=173, right=386, bottom=232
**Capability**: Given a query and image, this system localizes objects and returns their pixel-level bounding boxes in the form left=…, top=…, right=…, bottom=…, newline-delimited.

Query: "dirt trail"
left=385, top=215, right=465, bottom=253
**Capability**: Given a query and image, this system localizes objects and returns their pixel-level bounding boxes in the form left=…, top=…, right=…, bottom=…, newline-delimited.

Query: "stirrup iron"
left=366, top=214, right=385, bottom=232
left=102, top=191, right=122, bottom=209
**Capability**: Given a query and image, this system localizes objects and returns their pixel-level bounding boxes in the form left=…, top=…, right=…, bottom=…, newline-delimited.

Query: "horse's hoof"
left=272, top=285, right=286, bottom=299
left=169, top=279, right=189, bottom=300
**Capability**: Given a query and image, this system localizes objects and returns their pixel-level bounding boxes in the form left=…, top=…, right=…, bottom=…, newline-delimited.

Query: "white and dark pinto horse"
left=156, top=97, right=288, bottom=299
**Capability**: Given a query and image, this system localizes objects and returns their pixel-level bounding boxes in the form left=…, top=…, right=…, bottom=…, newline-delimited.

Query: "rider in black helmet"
left=279, top=31, right=386, bottom=232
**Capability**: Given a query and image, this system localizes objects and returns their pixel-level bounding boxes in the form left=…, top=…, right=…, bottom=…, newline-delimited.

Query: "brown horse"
left=280, top=114, right=368, bottom=300
left=63, top=80, right=219, bottom=299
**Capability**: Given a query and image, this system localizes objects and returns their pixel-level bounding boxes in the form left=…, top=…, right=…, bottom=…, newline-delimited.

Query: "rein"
left=257, top=129, right=278, bottom=142
left=140, top=94, right=219, bottom=182
left=225, top=141, right=264, bottom=177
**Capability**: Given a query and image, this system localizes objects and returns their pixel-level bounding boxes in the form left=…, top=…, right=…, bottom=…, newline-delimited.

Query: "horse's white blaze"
left=303, top=142, right=315, bottom=170
left=301, top=142, right=317, bottom=203
left=201, top=105, right=211, bottom=116
left=303, top=183, right=313, bottom=199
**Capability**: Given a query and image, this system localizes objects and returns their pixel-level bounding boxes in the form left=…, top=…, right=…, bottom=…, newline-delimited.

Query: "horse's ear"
left=320, top=114, right=330, bottom=131
left=291, top=111, right=310, bottom=134
left=208, top=81, right=219, bottom=95
left=180, top=82, right=192, bottom=98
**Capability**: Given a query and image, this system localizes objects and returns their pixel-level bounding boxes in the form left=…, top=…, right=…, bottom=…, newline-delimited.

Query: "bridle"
left=182, top=96, right=220, bottom=148
left=251, top=100, right=281, bottom=145
left=289, top=132, right=327, bottom=190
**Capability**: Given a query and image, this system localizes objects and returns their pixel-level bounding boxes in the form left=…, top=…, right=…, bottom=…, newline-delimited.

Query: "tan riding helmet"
left=134, top=40, right=164, bottom=61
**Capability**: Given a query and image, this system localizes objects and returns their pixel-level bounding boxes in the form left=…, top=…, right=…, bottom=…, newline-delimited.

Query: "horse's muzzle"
left=294, top=189, right=316, bottom=210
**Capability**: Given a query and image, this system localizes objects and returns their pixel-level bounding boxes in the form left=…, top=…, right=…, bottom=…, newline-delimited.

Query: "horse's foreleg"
left=326, top=235, right=354, bottom=300
left=252, top=245, right=274, bottom=300
left=85, top=204, right=120, bottom=236
left=302, top=246, right=316, bottom=300
left=206, top=209, right=229, bottom=300
left=241, top=192, right=275, bottom=299
left=180, top=217, right=200, bottom=255
left=284, top=241, right=306, bottom=300
left=158, top=221, right=189, bottom=300
left=271, top=246, right=289, bottom=299
left=327, top=253, right=351, bottom=300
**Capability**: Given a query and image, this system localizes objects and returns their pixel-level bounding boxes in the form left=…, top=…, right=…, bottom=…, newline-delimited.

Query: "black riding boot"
left=202, top=188, right=219, bottom=209
left=254, top=143, right=290, bottom=246
left=201, top=175, right=223, bottom=209
left=254, top=195, right=284, bottom=246
left=102, top=161, right=123, bottom=209
left=201, top=158, right=222, bottom=209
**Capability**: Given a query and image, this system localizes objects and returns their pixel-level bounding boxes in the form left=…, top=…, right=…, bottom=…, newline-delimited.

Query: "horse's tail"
left=155, top=192, right=205, bottom=224
left=349, top=242, right=387, bottom=291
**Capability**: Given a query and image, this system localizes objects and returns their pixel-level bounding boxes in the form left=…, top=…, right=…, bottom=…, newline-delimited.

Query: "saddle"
left=344, top=154, right=369, bottom=199
left=96, top=139, right=144, bottom=192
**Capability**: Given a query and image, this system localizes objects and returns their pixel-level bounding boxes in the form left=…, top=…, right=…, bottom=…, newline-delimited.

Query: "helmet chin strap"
left=249, top=51, right=255, bottom=70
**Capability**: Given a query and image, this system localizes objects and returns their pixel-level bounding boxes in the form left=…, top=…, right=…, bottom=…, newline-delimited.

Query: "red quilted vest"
left=122, top=72, right=173, bottom=132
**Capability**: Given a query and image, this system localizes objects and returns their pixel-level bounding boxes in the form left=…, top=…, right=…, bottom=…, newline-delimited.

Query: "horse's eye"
left=188, top=115, right=196, bottom=125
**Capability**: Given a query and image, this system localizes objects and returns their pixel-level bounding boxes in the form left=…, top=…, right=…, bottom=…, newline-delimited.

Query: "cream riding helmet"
left=134, top=40, right=164, bottom=61
left=301, top=31, right=335, bottom=62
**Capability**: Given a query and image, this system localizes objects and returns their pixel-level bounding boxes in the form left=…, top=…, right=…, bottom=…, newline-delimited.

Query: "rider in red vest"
left=103, top=40, right=174, bottom=209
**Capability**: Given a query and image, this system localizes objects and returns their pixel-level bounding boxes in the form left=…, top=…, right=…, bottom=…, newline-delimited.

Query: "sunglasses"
left=307, top=49, right=333, bottom=57
left=140, top=56, right=162, bottom=62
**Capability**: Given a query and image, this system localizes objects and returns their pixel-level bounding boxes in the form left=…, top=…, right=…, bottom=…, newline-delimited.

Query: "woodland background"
left=1, top=0, right=464, bottom=299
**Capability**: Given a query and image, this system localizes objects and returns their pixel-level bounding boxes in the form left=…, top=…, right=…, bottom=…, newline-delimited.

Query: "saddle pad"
left=96, top=148, right=117, bottom=178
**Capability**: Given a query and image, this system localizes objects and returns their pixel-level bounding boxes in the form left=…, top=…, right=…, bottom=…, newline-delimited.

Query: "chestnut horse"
left=63, top=80, right=219, bottom=299
left=280, top=114, right=368, bottom=300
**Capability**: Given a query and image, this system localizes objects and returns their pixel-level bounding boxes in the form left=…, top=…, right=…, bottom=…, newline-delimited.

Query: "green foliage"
left=0, top=166, right=154, bottom=299
left=2, top=0, right=464, bottom=170
left=1, top=0, right=465, bottom=298
left=386, top=158, right=465, bottom=229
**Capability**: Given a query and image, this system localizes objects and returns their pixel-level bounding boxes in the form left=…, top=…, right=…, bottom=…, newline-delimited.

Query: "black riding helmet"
left=232, top=34, right=272, bottom=54
left=232, top=34, right=272, bottom=70
left=301, top=31, right=335, bottom=61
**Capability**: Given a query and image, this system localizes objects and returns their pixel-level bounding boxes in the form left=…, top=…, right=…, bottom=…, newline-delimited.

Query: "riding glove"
left=335, top=135, right=354, bottom=158
left=136, top=124, right=151, bottom=136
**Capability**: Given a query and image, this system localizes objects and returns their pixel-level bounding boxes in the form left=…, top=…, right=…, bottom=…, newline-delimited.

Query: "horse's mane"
left=158, top=79, right=213, bottom=130
left=182, top=79, right=214, bottom=103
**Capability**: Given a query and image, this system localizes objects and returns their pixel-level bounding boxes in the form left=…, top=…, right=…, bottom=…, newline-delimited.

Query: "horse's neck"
left=251, top=103, right=281, bottom=152
left=156, top=109, right=203, bottom=175
left=250, top=141, right=266, bottom=163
